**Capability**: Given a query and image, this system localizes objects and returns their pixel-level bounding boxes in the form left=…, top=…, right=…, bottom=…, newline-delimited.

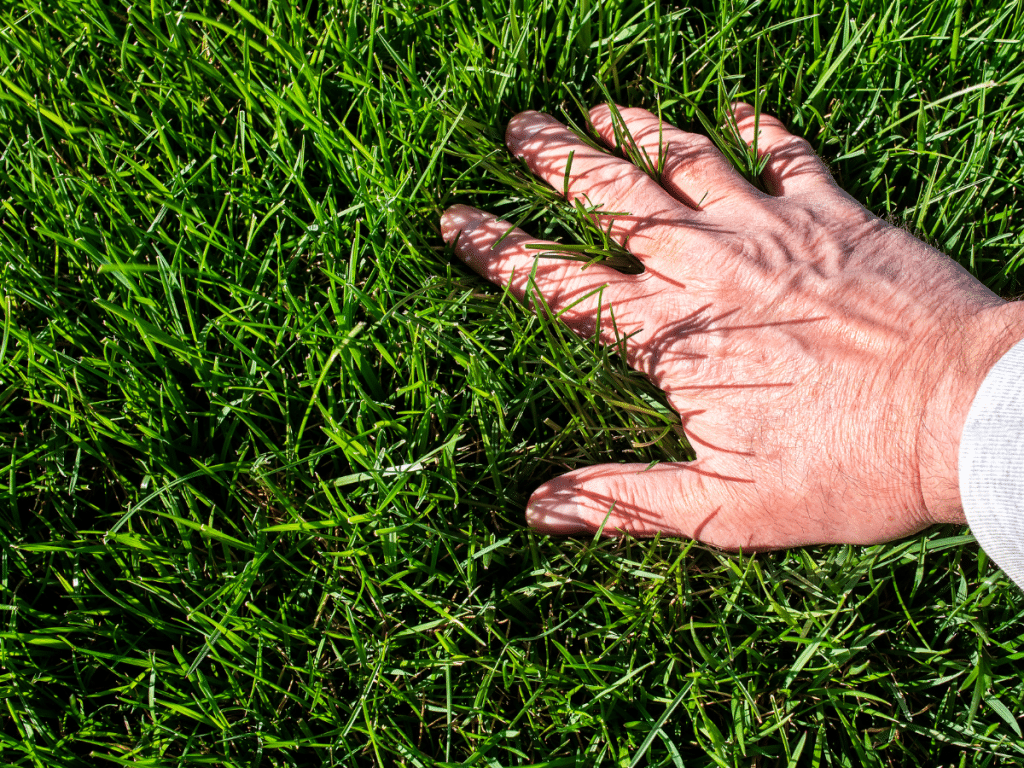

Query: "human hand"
left=440, top=104, right=1024, bottom=549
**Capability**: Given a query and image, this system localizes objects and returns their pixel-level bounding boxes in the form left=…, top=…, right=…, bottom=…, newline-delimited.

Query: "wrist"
left=918, top=300, right=1024, bottom=525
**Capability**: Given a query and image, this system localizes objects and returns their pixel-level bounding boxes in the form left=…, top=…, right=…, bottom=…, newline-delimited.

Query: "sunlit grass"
left=1, top=0, right=1023, bottom=765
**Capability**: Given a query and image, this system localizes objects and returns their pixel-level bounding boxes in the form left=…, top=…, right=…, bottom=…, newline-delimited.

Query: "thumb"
left=526, top=462, right=754, bottom=545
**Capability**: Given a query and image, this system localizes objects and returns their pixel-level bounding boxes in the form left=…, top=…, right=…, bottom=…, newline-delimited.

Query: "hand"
left=440, top=104, right=1024, bottom=549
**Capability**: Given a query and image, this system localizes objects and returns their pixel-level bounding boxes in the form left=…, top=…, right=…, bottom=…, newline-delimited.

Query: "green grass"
left=2, top=0, right=1024, bottom=765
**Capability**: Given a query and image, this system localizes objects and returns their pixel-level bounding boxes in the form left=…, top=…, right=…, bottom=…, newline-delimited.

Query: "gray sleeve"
left=959, top=338, right=1024, bottom=589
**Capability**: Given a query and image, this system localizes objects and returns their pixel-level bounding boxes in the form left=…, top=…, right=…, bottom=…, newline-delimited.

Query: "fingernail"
left=526, top=484, right=589, bottom=535
left=440, top=205, right=475, bottom=244
left=505, top=111, right=554, bottom=154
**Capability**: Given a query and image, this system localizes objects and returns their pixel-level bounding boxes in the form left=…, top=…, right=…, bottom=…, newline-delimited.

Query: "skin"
left=439, top=103, right=1024, bottom=550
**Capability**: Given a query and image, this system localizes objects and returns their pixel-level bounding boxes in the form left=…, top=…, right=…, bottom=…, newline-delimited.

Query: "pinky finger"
left=731, top=102, right=842, bottom=203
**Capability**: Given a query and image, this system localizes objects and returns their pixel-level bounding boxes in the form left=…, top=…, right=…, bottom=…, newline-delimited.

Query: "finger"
left=526, top=461, right=758, bottom=549
left=589, top=104, right=762, bottom=211
left=505, top=111, right=696, bottom=259
left=731, top=102, right=841, bottom=201
left=441, top=204, right=650, bottom=340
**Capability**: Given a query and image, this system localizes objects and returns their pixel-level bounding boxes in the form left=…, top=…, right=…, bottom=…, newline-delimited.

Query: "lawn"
left=2, top=0, right=1024, bottom=765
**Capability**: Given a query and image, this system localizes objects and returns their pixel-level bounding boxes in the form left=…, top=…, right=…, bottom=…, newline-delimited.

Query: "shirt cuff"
left=959, top=337, right=1024, bottom=589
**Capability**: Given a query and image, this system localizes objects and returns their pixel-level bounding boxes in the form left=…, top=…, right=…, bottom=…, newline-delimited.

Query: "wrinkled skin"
left=440, top=104, right=1024, bottom=550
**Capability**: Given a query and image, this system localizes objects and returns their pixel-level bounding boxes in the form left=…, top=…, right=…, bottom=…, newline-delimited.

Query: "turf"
left=1, top=0, right=1024, bottom=765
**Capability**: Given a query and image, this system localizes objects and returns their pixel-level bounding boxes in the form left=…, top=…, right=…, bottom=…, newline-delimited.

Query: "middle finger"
left=506, top=111, right=700, bottom=262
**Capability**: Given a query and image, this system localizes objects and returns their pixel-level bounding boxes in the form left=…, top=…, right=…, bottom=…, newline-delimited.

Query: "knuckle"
left=785, top=135, right=815, bottom=155
left=757, top=113, right=787, bottom=130
left=688, top=133, right=716, bottom=152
